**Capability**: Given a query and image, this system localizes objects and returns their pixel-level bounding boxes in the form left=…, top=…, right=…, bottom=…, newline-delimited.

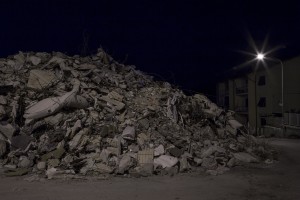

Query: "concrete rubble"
left=0, top=49, right=276, bottom=179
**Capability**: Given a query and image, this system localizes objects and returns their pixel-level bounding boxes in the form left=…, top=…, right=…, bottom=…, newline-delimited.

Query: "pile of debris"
left=0, top=49, right=275, bottom=179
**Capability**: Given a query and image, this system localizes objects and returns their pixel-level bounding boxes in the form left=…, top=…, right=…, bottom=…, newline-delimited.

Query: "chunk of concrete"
left=108, top=91, right=124, bottom=101
left=137, top=133, right=149, bottom=146
left=41, top=147, right=66, bottom=161
left=44, top=113, right=64, bottom=126
left=99, top=149, right=111, bottom=163
left=200, top=145, right=226, bottom=158
left=228, top=119, right=243, bottom=129
left=154, top=155, right=178, bottom=169
left=154, top=144, right=164, bottom=156
left=99, top=95, right=125, bottom=111
left=118, top=154, right=133, bottom=174
left=27, top=70, right=57, bottom=90
left=227, top=157, right=236, bottom=167
left=122, top=126, right=135, bottom=140
left=4, top=168, right=30, bottom=177
left=68, top=128, right=89, bottom=151
left=0, top=123, right=16, bottom=140
left=28, top=56, right=42, bottom=66
left=94, top=163, right=114, bottom=174
left=233, top=152, right=259, bottom=163
left=37, top=161, right=46, bottom=170
left=24, top=79, right=80, bottom=120
left=66, top=95, right=89, bottom=109
left=201, top=157, right=218, bottom=170
left=18, top=156, right=32, bottom=168
left=179, top=156, right=190, bottom=172
left=48, top=159, right=60, bottom=168
left=193, top=157, right=202, bottom=166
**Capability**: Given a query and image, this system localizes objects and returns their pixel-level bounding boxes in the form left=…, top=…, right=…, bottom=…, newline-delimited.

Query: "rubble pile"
left=0, top=49, right=275, bottom=179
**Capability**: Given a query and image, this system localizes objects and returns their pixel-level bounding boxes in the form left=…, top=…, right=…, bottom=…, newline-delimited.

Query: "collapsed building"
left=0, top=49, right=276, bottom=179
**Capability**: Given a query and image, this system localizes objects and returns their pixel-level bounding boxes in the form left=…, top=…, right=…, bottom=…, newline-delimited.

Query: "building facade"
left=217, top=56, right=300, bottom=137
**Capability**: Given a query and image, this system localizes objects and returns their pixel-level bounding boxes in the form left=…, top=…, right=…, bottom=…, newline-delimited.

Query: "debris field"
left=0, top=49, right=276, bottom=179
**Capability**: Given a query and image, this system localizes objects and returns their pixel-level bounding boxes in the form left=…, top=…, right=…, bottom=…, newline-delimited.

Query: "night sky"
left=1, top=0, right=300, bottom=97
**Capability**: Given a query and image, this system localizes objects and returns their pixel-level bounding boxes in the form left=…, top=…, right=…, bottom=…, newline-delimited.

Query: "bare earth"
left=0, top=138, right=299, bottom=200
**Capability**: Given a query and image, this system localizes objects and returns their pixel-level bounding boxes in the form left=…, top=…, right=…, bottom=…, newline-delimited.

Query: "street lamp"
left=255, top=53, right=284, bottom=135
left=256, top=53, right=265, bottom=60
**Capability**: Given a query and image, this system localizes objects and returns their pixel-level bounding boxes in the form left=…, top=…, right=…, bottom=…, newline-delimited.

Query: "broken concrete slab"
left=137, top=133, right=149, bottom=146
left=154, top=155, right=178, bottom=169
left=44, top=113, right=64, bottom=126
left=28, top=56, right=42, bottom=66
left=24, top=79, right=80, bottom=120
left=122, top=126, right=135, bottom=140
left=179, top=156, right=190, bottom=172
left=200, top=145, right=226, bottom=158
left=41, top=147, right=66, bottom=161
left=0, top=122, right=16, bottom=140
left=37, top=161, right=46, bottom=170
left=27, top=70, right=57, bottom=90
left=99, top=95, right=125, bottom=111
left=66, top=95, right=89, bottom=109
left=68, top=128, right=90, bottom=151
left=233, top=152, right=259, bottom=163
left=4, top=168, right=30, bottom=177
left=227, top=157, right=236, bottom=167
left=154, top=144, right=164, bottom=157
left=48, top=159, right=60, bottom=168
left=201, top=157, right=218, bottom=170
left=118, top=154, right=133, bottom=174
left=18, top=156, right=33, bottom=168
left=193, top=157, right=202, bottom=166
left=93, top=163, right=114, bottom=174
left=108, top=91, right=124, bottom=102
left=45, top=168, right=77, bottom=180
left=228, top=119, right=243, bottom=129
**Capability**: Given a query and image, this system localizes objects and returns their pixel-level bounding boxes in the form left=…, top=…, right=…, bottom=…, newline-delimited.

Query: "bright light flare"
left=232, top=31, right=285, bottom=71
left=256, top=53, right=264, bottom=60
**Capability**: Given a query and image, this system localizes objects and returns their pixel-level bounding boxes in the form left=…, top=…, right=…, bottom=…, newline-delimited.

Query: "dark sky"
left=1, top=0, right=300, bottom=97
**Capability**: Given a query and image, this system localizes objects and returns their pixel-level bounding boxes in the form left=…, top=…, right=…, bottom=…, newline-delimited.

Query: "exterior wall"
left=228, top=80, right=234, bottom=110
left=248, top=73, right=256, bottom=133
left=216, top=82, right=226, bottom=108
left=216, top=55, right=300, bottom=136
left=283, top=56, right=300, bottom=113
left=233, top=77, right=248, bottom=124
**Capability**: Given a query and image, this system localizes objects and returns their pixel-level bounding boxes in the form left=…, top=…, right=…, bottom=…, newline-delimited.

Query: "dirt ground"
left=0, top=138, right=299, bottom=200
